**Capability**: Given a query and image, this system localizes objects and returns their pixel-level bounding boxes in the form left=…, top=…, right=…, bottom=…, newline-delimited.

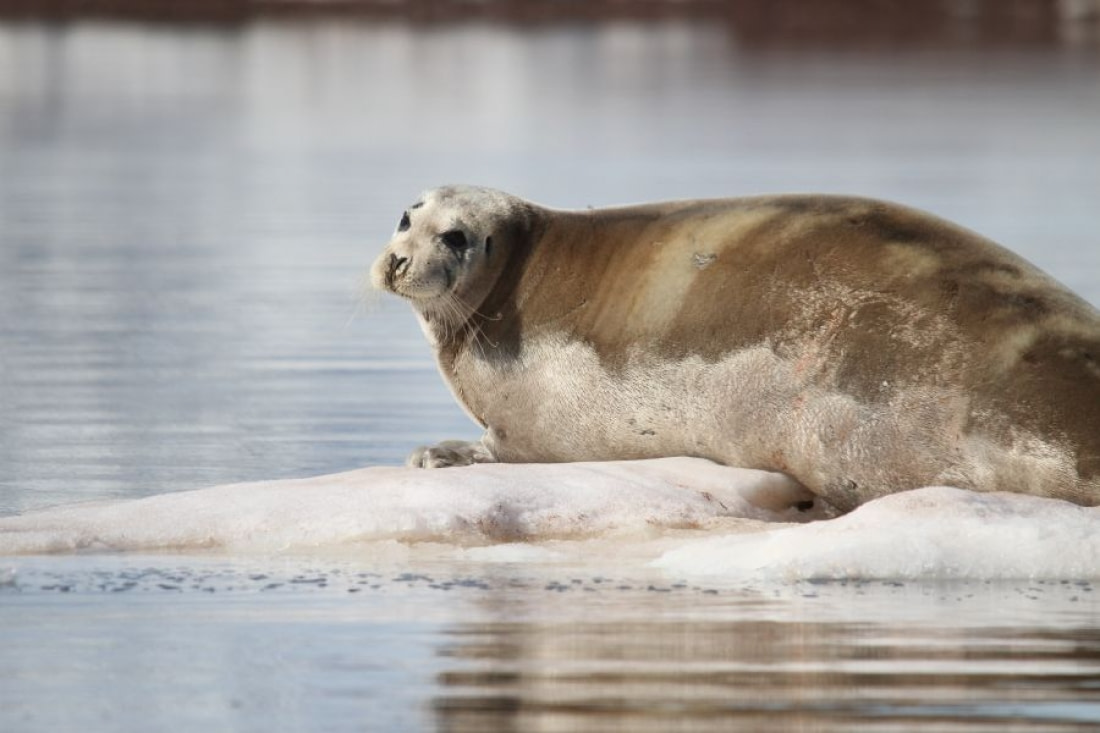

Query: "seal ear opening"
left=485, top=236, right=493, bottom=258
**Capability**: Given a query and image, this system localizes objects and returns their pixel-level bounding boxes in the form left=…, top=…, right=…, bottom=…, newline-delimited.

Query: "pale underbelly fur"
left=462, top=335, right=1079, bottom=510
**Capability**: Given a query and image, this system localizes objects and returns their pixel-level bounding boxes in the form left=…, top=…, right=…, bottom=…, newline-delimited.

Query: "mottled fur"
left=371, top=185, right=1100, bottom=511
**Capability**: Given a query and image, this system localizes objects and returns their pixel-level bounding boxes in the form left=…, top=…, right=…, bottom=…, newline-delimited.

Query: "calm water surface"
left=1, top=16, right=1099, bottom=732
left=3, top=556, right=1099, bottom=732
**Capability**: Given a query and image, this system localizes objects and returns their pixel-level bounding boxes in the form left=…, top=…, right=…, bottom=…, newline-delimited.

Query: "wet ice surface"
left=2, top=14, right=1100, bottom=733
left=1, top=460, right=1098, bottom=582
left=0, top=459, right=824, bottom=555
left=3, top=552, right=1096, bottom=602
left=0, top=554, right=787, bottom=596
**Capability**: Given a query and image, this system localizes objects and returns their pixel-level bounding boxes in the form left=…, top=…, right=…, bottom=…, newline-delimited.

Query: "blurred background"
left=1, top=0, right=1099, bottom=513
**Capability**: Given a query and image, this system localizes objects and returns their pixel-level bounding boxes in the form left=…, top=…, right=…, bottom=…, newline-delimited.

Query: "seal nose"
left=388, top=253, right=410, bottom=281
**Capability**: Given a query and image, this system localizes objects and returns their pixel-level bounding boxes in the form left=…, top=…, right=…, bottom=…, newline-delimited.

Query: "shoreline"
left=0, top=0, right=1097, bottom=49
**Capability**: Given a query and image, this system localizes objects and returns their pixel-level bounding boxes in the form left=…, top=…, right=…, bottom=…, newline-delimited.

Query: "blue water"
left=1, top=15, right=1099, bottom=732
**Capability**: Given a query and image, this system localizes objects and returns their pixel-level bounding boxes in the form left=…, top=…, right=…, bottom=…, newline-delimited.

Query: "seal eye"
left=397, top=212, right=411, bottom=232
left=441, top=229, right=469, bottom=253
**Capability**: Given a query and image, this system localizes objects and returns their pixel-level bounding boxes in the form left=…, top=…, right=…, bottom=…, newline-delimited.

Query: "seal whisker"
left=446, top=287, right=503, bottom=323
left=346, top=275, right=384, bottom=329
left=444, top=290, right=501, bottom=352
left=441, top=291, right=498, bottom=357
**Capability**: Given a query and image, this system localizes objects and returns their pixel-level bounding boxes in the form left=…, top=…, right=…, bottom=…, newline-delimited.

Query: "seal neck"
left=430, top=200, right=548, bottom=363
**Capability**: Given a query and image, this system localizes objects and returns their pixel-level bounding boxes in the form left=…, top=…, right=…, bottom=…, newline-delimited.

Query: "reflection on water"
left=435, top=616, right=1100, bottom=732
left=1, top=14, right=1099, bottom=733
left=2, top=557, right=1099, bottom=732
left=426, top=573, right=1100, bottom=732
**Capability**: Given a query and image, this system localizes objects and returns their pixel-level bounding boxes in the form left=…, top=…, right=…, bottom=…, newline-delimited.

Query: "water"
left=2, top=563, right=1098, bottom=733
left=1, top=13, right=1099, bottom=732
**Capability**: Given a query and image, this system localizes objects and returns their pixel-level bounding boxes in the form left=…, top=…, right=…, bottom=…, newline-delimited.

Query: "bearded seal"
left=370, top=185, right=1100, bottom=511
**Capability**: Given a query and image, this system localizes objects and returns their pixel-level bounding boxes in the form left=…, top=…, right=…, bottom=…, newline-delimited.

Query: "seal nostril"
left=387, top=254, right=411, bottom=285
left=390, top=253, right=410, bottom=275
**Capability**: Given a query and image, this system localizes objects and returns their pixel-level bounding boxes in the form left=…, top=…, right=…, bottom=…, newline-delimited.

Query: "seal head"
left=371, top=185, right=534, bottom=341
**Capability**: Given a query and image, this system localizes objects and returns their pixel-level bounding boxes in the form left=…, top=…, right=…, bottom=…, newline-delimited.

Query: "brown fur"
left=381, top=189, right=1100, bottom=509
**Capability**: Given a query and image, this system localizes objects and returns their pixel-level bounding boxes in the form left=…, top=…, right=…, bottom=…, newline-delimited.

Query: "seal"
left=370, top=185, right=1100, bottom=511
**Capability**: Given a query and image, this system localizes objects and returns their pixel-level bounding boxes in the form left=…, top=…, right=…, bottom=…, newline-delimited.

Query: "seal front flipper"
left=406, top=438, right=497, bottom=469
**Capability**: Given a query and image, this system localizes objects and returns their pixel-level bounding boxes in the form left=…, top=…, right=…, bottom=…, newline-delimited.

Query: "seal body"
left=371, top=185, right=1100, bottom=511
